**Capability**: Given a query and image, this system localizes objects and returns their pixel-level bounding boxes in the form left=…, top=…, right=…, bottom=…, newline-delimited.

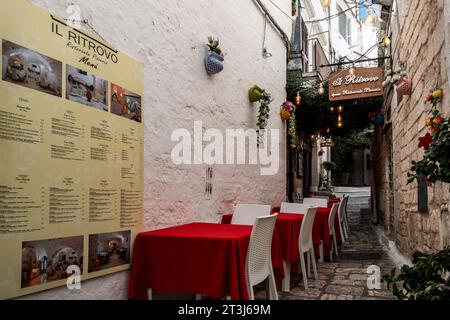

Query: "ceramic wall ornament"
left=395, top=76, right=412, bottom=96
left=248, top=85, right=264, bottom=102
left=205, top=37, right=224, bottom=75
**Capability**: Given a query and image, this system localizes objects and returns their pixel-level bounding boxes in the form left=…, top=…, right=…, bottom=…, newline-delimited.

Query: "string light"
left=337, top=121, right=343, bottom=128
left=383, top=35, right=391, bottom=47
left=338, top=105, right=344, bottom=113
left=330, top=106, right=335, bottom=113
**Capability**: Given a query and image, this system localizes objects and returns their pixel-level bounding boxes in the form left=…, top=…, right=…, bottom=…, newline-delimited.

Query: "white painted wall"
left=19, top=0, right=291, bottom=299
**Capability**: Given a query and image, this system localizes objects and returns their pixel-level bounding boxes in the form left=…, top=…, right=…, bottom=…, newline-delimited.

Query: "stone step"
left=339, top=250, right=383, bottom=260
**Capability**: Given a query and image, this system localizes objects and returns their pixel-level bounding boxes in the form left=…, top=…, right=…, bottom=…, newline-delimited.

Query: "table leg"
left=147, top=288, right=152, bottom=300
left=195, top=294, right=202, bottom=300
left=319, top=241, right=324, bottom=262
left=282, top=260, right=291, bottom=292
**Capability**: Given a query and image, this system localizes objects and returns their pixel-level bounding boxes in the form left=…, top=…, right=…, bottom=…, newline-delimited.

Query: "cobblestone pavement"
left=255, top=206, right=397, bottom=300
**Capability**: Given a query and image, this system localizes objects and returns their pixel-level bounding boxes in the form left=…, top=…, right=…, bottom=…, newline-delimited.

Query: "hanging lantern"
left=320, top=0, right=331, bottom=8
left=338, top=114, right=342, bottom=122
left=337, top=121, right=343, bottom=128
left=295, top=92, right=301, bottom=106
left=318, top=83, right=325, bottom=95
left=349, top=65, right=356, bottom=75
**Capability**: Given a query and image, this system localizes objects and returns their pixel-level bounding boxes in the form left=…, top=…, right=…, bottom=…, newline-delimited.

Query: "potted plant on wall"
left=249, top=85, right=272, bottom=145
left=383, top=68, right=412, bottom=96
left=204, top=36, right=224, bottom=75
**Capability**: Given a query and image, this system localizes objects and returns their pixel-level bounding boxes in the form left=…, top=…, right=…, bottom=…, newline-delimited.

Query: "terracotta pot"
left=248, top=85, right=264, bottom=102
left=395, top=77, right=412, bottom=96
left=280, top=109, right=291, bottom=121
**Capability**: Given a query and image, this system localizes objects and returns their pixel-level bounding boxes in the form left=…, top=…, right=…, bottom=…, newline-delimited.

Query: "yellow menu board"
left=0, top=0, right=143, bottom=299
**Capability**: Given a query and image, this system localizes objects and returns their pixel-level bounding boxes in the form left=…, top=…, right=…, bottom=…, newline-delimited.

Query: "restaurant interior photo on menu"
left=1, top=0, right=450, bottom=304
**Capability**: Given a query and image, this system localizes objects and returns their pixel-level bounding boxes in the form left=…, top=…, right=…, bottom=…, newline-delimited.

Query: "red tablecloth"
left=128, top=223, right=252, bottom=300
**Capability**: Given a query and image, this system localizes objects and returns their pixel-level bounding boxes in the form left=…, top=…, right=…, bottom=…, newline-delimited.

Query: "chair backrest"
left=328, top=203, right=339, bottom=235
left=298, top=207, right=317, bottom=252
left=337, top=197, right=346, bottom=221
left=312, top=195, right=330, bottom=200
left=280, top=202, right=312, bottom=215
left=303, top=197, right=328, bottom=208
left=231, top=204, right=271, bottom=226
left=246, top=214, right=278, bottom=287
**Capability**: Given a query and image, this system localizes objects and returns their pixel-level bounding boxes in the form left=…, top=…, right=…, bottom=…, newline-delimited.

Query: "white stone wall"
left=20, top=0, right=291, bottom=299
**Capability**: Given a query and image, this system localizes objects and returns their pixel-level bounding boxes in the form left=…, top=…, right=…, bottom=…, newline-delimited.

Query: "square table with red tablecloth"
left=128, top=222, right=284, bottom=300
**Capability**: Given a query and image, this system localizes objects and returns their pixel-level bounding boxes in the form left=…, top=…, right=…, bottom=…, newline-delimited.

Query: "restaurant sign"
left=328, top=67, right=384, bottom=101
left=321, top=141, right=335, bottom=148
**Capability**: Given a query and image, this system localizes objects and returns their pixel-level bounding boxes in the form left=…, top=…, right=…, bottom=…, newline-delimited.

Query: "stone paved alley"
left=256, top=195, right=397, bottom=300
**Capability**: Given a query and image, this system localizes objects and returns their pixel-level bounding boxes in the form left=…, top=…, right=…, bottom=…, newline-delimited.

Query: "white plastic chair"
left=338, top=196, right=349, bottom=241
left=246, top=214, right=278, bottom=300
left=280, top=202, right=311, bottom=214
left=326, top=203, right=340, bottom=261
left=343, top=195, right=350, bottom=233
left=298, top=207, right=318, bottom=289
left=279, top=203, right=318, bottom=290
left=303, top=197, right=328, bottom=208
left=231, top=204, right=271, bottom=226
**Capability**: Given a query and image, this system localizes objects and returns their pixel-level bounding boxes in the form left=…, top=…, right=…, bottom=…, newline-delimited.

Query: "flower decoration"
left=408, top=88, right=450, bottom=185
left=424, top=87, right=442, bottom=108
left=318, top=149, right=324, bottom=157
left=280, top=101, right=295, bottom=121
left=418, top=133, right=433, bottom=150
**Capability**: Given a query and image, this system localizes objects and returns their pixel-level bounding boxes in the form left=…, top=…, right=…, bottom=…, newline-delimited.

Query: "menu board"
left=0, top=0, right=144, bottom=299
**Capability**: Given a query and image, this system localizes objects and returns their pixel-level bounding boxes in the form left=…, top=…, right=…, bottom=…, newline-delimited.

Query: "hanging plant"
left=204, top=36, right=224, bottom=75
left=256, top=91, right=273, bottom=145
left=407, top=88, right=449, bottom=185
left=291, top=0, right=297, bottom=16
left=288, top=111, right=298, bottom=148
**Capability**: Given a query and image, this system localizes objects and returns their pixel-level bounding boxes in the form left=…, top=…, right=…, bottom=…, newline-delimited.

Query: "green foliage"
left=383, top=246, right=450, bottom=300
left=286, top=76, right=383, bottom=137
left=322, top=161, right=337, bottom=172
left=207, top=37, right=223, bottom=56
left=288, top=112, right=298, bottom=148
left=256, top=91, right=273, bottom=145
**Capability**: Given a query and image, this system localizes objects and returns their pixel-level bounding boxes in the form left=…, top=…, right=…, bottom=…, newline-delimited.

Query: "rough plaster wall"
left=380, top=0, right=450, bottom=256
left=21, top=0, right=291, bottom=299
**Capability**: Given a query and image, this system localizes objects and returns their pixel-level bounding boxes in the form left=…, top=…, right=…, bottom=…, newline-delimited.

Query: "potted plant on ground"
left=204, top=36, right=224, bottom=75
left=323, top=161, right=337, bottom=172
left=383, top=246, right=450, bottom=300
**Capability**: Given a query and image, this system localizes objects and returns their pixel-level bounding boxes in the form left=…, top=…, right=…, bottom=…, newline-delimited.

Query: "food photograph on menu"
left=111, top=83, right=142, bottom=123
left=66, top=65, right=108, bottom=111
left=2, top=39, right=62, bottom=97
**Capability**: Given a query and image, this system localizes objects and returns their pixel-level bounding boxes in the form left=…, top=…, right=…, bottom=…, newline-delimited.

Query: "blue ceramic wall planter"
left=205, top=52, right=224, bottom=75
